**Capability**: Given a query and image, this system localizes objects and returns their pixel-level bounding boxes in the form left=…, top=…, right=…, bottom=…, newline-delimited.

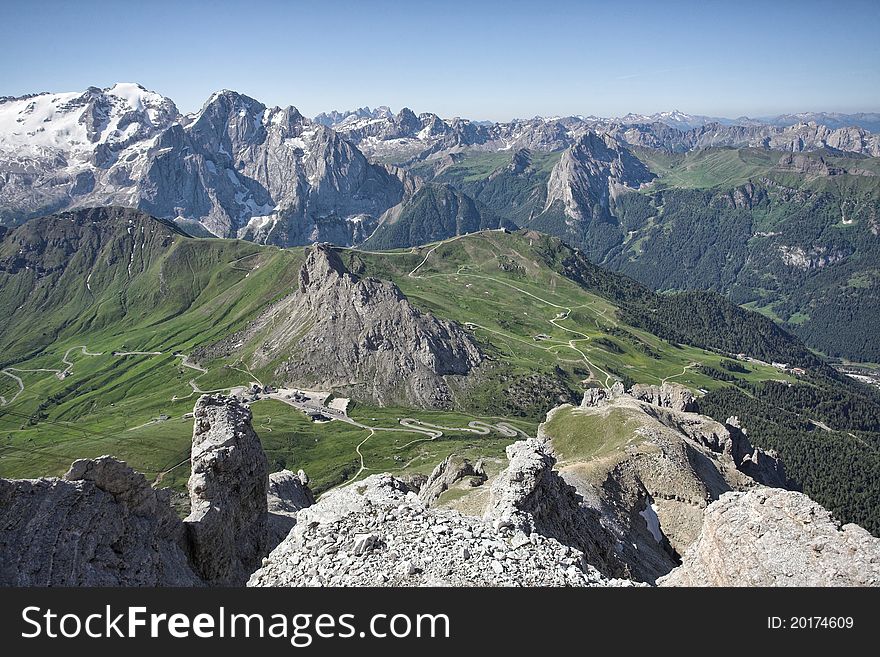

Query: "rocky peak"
left=544, top=131, right=656, bottom=222
left=189, top=90, right=269, bottom=152
left=207, top=243, right=483, bottom=407
left=298, top=243, right=351, bottom=292
left=484, top=437, right=628, bottom=578
left=394, top=107, right=421, bottom=133
left=509, top=148, right=533, bottom=174
left=184, top=394, right=270, bottom=585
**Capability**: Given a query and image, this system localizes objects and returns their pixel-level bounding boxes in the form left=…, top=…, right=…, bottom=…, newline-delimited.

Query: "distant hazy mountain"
left=312, top=106, right=393, bottom=127
left=757, top=112, right=880, bottom=133
left=615, top=110, right=737, bottom=130
left=327, top=108, right=880, bottom=165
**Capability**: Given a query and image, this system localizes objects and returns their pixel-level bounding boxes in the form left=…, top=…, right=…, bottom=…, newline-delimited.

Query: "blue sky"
left=1, top=0, right=878, bottom=120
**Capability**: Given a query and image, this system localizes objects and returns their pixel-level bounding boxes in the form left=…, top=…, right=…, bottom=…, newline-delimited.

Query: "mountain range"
left=1, top=83, right=878, bottom=363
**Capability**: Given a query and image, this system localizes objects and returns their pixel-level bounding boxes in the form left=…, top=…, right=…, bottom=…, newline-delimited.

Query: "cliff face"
left=198, top=244, right=484, bottom=408
left=543, top=132, right=656, bottom=223
left=658, top=488, right=880, bottom=587
left=483, top=437, right=630, bottom=579
left=267, top=469, right=315, bottom=547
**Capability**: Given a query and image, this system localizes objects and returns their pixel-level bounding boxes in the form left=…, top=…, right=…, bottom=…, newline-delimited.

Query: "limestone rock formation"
left=267, top=469, right=315, bottom=547
left=198, top=244, right=483, bottom=408
left=629, top=383, right=697, bottom=412
left=417, top=454, right=487, bottom=506
left=0, top=85, right=413, bottom=245
left=483, top=437, right=629, bottom=579
left=184, top=394, right=270, bottom=585
left=0, top=456, right=201, bottom=586
left=539, top=383, right=788, bottom=582
left=248, top=475, right=637, bottom=587
left=542, top=132, right=656, bottom=223
left=0, top=393, right=314, bottom=587
left=659, top=488, right=880, bottom=587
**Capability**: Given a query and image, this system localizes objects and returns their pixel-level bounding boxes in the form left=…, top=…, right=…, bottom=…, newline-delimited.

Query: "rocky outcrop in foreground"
left=3, top=388, right=877, bottom=588
left=417, top=454, right=486, bottom=506
left=249, top=474, right=636, bottom=587
left=184, top=395, right=270, bottom=585
left=0, top=394, right=313, bottom=587
left=544, top=383, right=789, bottom=582
left=659, top=488, right=880, bottom=587
left=0, top=457, right=201, bottom=586
left=267, top=469, right=315, bottom=547
left=483, top=437, right=628, bottom=578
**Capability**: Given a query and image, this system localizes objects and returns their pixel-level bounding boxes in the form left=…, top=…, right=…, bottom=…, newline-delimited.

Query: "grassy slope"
left=0, top=223, right=797, bottom=491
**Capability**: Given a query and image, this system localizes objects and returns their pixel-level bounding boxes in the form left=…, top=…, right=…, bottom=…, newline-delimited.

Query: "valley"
left=0, top=213, right=797, bottom=495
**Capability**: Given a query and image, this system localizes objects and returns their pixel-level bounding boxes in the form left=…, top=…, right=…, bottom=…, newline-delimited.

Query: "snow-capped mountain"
left=0, top=83, right=178, bottom=162
left=0, top=85, right=415, bottom=244
left=614, top=110, right=735, bottom=130
left=313, top=106, right=393, bottom=128
left=0, top=84, right=179, bottom=222
left=756, top=112, right=880, bottom=133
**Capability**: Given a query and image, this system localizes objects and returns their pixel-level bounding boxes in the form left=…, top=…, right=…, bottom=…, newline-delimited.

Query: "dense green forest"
left=361, top=184, right=513, bottom=250
left=531, top=234, right=820, bottom=367
left=607, top=184, right=880, bottom=361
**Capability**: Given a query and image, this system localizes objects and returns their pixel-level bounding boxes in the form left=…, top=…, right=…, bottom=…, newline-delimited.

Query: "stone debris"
left=249, top=475, right=639, bottom=588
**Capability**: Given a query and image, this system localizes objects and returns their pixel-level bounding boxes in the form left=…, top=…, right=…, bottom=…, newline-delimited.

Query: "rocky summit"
left=0, top=394, right=312, bottom=587
left=184, top=395, right=270, bottom=585
left=248, top=474, right=636, bottom=588
left=196, top=244, right=484, bottom=408
left=537, top=382, right=788, bottom=582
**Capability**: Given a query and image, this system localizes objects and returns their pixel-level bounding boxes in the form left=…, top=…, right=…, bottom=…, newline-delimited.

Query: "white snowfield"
left=0, top=82, right=174, bottom=156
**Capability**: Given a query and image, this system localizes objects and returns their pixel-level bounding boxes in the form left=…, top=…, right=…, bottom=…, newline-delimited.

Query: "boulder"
left=267, top=469, right=315, bottom=547
left=659, top=488, right=880, bottom=587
